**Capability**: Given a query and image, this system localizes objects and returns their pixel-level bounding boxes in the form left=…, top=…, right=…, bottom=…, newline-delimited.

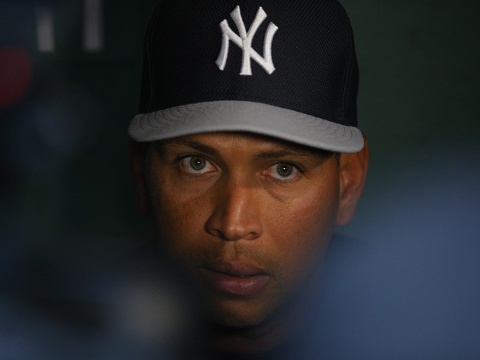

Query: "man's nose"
left=205, top=179, right=263, bottom=241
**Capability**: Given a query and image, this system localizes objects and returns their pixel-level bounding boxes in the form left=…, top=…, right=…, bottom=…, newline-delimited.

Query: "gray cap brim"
left=128, top=100, right=364, bottom=153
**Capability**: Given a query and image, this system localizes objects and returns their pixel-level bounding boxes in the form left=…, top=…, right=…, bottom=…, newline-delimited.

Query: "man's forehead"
left=156, top=132, right=333, bottom=162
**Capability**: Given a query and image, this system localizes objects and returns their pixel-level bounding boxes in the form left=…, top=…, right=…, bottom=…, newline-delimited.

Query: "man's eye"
left=190, top=156, right=206, bottom=170
left=276, top=163, right=293, bottom=177
left=264, top=162, right=300, bottom=181
left=180, top=156, right=216, bottom=174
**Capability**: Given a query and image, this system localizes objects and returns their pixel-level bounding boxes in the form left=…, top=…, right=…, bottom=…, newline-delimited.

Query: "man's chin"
left=203, top=298, right=273, bottom=330
left=202, top=301, right=299, bottom=355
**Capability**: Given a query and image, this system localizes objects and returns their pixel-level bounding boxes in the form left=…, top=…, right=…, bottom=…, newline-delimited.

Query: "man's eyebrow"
left=253, top=148, right=332, bottom=163
left=254, top=149, right=307, bottom=160
left=164, top=139, right=220, bottom=157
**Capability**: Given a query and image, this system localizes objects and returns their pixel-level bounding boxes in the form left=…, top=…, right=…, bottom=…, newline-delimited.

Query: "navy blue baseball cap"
left=128, top=0, right=363, bottom=153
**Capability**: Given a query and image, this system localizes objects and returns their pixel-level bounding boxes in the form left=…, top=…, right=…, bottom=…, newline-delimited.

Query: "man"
left=128, top=0, right=368, bottom=356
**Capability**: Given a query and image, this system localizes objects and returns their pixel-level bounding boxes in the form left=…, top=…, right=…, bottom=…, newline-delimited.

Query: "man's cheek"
left=154, top=197, right=209, bottom=257
left=271, top=200, right=335, bottom=272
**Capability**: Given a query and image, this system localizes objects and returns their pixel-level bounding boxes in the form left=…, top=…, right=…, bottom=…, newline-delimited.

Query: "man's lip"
left=203, top=262, right=269, bottom=277
left=198, top=262, right=271, bottom=296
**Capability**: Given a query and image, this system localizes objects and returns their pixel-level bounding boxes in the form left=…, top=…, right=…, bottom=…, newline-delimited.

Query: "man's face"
left=141, top=132, right=342, bottom=328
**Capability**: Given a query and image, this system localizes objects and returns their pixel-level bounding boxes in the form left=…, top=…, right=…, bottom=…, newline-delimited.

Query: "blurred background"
left=1, top=0, right=479, bottom=358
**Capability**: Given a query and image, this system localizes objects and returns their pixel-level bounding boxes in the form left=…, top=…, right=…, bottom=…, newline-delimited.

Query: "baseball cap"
left=128, top=0, right=364, bottom=153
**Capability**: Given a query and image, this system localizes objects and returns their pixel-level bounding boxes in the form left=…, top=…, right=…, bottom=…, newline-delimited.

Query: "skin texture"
left=130, top=132, right=369, bottom=353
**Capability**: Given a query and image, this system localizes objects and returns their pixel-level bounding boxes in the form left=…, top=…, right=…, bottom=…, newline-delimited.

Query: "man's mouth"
left=198, top=262, right=271, bottom=296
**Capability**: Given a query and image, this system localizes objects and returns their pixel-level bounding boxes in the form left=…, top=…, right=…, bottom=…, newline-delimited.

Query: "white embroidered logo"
left=216, top=6, right=278, bottom=75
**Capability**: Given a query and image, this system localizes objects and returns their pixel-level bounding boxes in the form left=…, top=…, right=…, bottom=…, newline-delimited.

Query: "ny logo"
left=216, top=6, right=278, bottom=75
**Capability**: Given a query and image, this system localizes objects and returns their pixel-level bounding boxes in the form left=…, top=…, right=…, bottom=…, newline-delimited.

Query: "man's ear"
left=129, top=139, right=150, bottom=215
left=336, top=135, right=369, bottom=226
